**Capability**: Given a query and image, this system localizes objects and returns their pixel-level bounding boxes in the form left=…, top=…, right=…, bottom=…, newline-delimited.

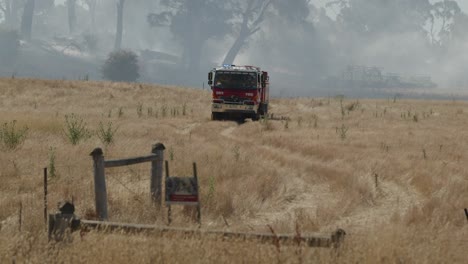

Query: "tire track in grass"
left=218, top=123, right=424, bottom=232
left=218, top=124, right=339, bottom=229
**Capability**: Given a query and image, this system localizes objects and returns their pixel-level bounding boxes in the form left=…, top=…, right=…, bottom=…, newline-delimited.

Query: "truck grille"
left=221, top=95, right=247, bottom=104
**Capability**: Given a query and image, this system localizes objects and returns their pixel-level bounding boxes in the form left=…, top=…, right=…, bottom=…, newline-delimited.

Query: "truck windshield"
left=214, top=71, right=257, bottom=90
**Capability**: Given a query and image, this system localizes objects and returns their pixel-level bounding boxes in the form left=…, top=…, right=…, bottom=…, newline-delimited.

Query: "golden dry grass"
left=0, top=78, right=467, bottom=263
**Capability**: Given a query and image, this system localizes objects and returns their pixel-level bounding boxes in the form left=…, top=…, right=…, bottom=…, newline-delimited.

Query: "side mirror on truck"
left=208, top=72, right=213, bottom=85
left=261, top=72, right=268, bottom=88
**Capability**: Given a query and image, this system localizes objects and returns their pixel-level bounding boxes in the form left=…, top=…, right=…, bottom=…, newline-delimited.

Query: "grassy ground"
left=0, top=78, right=466, bottom=263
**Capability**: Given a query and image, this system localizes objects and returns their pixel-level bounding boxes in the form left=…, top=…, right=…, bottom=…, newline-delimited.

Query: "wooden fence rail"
left=89, top=143, right=165, bottom=220
left=105, top=154, right=158, bottom=168
left=48, top=203, right=345, bottom=248
left=79, top=220, right=345, bottom=248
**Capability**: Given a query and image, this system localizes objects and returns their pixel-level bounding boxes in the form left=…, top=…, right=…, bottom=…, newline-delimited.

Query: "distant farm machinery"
left=324, top=65, right=437, bottom=89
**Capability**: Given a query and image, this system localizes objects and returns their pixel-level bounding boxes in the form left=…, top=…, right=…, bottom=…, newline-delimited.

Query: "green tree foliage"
left=102, top=50, right=140, bottom=82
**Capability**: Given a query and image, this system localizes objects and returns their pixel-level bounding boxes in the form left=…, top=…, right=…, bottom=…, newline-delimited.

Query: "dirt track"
left=175, top=117, right=425, bottom=234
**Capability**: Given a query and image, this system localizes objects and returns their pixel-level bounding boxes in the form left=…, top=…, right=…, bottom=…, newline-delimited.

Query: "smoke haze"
left=1, top=0, right=468, bottom=99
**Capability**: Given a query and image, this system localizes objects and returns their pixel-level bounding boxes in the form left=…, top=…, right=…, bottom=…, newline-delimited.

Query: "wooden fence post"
left=44, top=167, right=48, bottom=230
left=193, top=162, right=201, bottom=225
left=90, top=148, right=108, bottom=220
left=18, top=201, right=22, bottom=232
left=151, top=143, right=165, bottom=205
left=165, top=160, right=172, bottom=225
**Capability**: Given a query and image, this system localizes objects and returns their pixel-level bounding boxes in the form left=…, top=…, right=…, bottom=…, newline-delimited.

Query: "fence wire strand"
left=106, top=173, right=145, bottom=204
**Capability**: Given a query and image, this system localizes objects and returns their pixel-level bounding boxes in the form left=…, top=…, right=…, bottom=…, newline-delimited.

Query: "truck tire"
left=258, top=103, right=268, bottom=117
left=252, top=113, right=260, bottom=121
left=211, top=113, right=222, bottom=121
left=262, top=103, right=268, bottom=115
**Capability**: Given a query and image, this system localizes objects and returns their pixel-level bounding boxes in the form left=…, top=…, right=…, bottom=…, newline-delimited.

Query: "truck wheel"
left=212, top=113, right=222, bottom=121
left=262, top=104, right=268, bottom=115
left=252, top=113, right=260, bottom=121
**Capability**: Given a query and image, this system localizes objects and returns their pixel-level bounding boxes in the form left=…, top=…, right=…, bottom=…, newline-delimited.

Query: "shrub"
left=0, top=27, right=20, bottom=66
left=63, top=114, right=91, bottom=145
left=97, top=121, right=118, bottom=146
left=102, top=50, right=140, bottom=82
left=0, top=120, right=28, bottom=150
left=338, top=124, right=348, bottom=140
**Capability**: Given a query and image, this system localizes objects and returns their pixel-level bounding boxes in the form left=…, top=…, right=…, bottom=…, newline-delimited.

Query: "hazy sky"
left=312, top=0, right=468, bottom=14
left=5, top=0, right=468, bottom=92
left=429, top=0, right=468, bottom=10
left=53, top=0, right=468, bottom=13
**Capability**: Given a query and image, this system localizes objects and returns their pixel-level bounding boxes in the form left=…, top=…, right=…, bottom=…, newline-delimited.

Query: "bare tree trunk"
left=114, top=0, right=125, bottom=50
left=3, top=0, right=11, bottom=27
left=85, top=0, right=97, bottom=31
left=20, top=0, right=35, bottom=40
left=222, top=31, right=249, bottom=65
left=222, top=0, right=271, bottom=65
left=67, top=0, right=77, bottom=34
left=11, top=0, right=19, bottom=28
left=429, top=16, right=435, bottom=45
left=181, top=0, right=203, bottom=70
left=90, top=0, right=96, bottom=30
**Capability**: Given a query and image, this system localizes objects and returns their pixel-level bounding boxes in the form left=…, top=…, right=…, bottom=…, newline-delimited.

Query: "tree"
left=102, top=50, right=140, bottom=82
left=222, top=0, right=311, bottom=64
left=1, top=0, right=52, bottom=30
left=0, top=26, right=19, bottom=65
left=329, top=0, right=466, bottom=49
left=114, top=0, right=125, bottom=50
left=20, top=0, right=35, bottom=40
left=333, top=0, right=431, bottom=36
left=222, top=0, right=272, bottom=65
left=428, top=0, right=461, bottom=46
left=148, top=0, right=311, bottom=69
left=83, top=0, right=97, bottom=30
left=147, top=0, right=233, bottom=70
left=0, top=0, right=22, bottom=28
left=450, top=9, right=468, bottom=42
left=67, top=0, right=77, bottom=34
left=0, top=0, right=12, bottom=26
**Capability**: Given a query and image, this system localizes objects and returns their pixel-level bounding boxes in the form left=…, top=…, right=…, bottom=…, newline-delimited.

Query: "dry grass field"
left=0, top=78, right=467, bottom=263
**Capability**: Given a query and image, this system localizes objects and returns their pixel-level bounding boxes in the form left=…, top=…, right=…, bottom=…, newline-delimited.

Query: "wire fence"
left=106, top=172, right=147, bottom=204
left=6, top=162, right=468, bottom=244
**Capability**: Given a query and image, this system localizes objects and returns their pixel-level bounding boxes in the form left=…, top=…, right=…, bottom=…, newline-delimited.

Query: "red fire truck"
left=208, top=65, right=269, bottom=121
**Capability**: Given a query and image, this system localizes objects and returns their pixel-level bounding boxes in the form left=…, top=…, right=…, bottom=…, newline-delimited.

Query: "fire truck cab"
left=208, top=65, right=269, bottom=121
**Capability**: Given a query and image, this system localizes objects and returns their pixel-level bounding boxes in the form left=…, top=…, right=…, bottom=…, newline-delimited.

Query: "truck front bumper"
left=212, top=103, right=258, bottom=113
